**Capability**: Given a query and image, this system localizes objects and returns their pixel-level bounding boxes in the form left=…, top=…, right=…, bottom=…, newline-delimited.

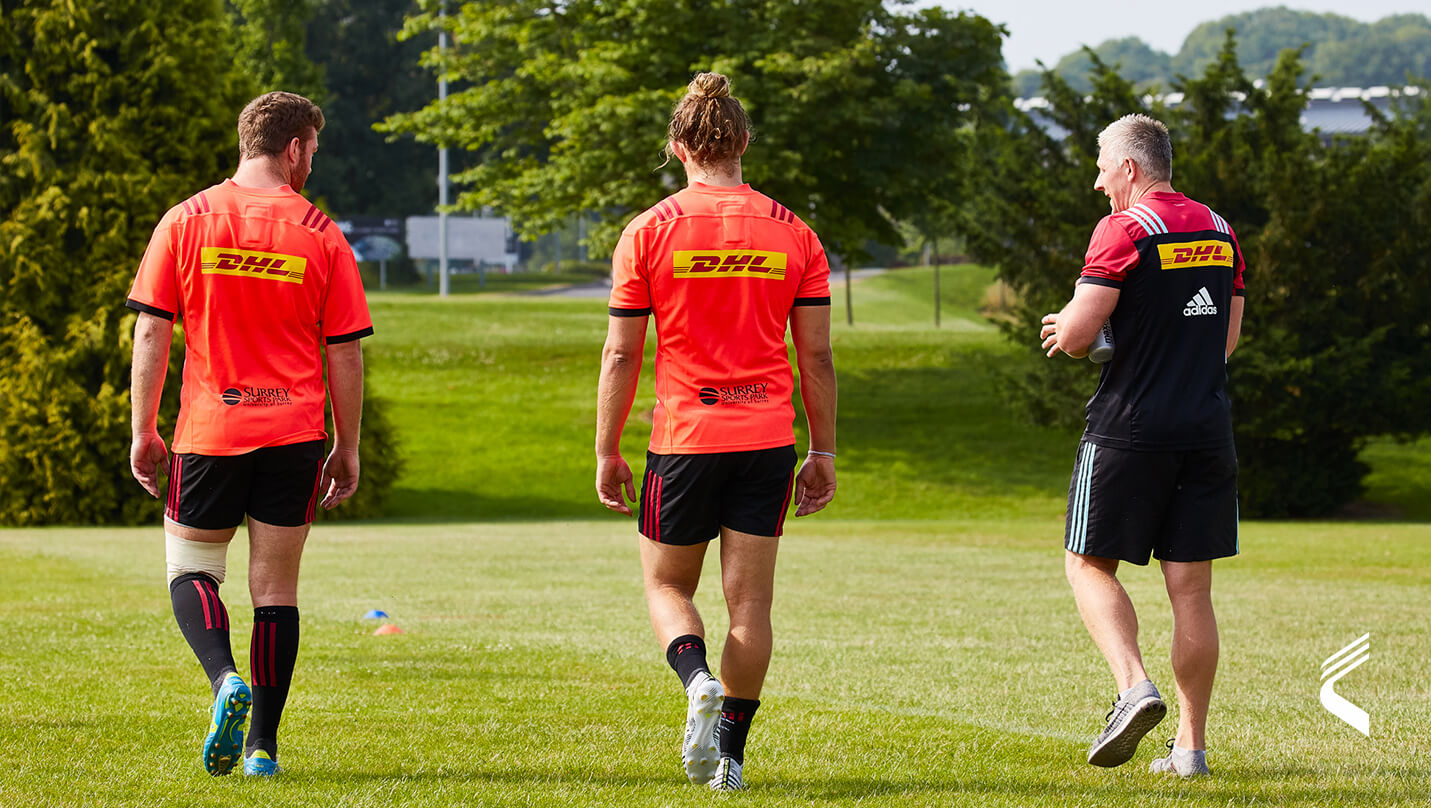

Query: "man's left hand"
left=596, top=454, right=637, bottom=515
left=320, top=446, right=360, bottom=510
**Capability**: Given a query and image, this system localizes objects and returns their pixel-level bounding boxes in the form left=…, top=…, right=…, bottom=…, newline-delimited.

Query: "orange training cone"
left=372, top=624, right=405, bottom=636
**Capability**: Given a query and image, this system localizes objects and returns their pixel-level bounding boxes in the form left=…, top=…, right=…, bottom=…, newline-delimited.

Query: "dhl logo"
left=200, top=247, right=306, bottom=285
left=1158, top=239, right=1234, bottom=271
left=674, top=250, right=788, bottom=280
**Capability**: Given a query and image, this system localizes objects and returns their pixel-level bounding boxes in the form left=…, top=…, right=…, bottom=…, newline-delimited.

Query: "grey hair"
left=1097, top=114, right=1172, bottom=182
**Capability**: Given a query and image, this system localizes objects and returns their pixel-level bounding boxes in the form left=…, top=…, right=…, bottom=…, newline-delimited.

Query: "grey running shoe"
left=709, top=757, right=747, bottom=791
left=682, top=672, right=723, bottom=784
left=1150, top=739, right=1211, bottom=777
left=1087, top=679, right=1167, bottom=767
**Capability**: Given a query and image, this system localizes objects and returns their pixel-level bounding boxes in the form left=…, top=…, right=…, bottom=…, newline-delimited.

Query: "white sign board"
left=406, top=216, right=516, bottom=265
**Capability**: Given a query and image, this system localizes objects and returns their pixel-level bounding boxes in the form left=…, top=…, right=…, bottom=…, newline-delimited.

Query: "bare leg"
left=1065, top=551, right=1148, bottom=691
left=638, top=538, right=709, bottom=648
left=1161, top=560, right=1218, bottom=750
left=247, top=517, right=310, bottom=607
left=717, top=528, right=779, bottom=700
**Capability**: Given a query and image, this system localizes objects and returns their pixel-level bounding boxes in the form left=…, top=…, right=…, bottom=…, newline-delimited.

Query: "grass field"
left=1, top=520, right=1427, bottom=807
left=3, top=266, right=1428, bottom=806
left=362, top=265, right=1428, bottom=522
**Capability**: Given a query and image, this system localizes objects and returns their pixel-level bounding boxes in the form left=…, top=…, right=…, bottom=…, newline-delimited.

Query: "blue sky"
left=920, top=1, right=1430, bottom=71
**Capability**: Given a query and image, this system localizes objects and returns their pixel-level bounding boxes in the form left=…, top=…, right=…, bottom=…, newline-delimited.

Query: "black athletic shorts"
left=1064, top=439, right=1239, bottom=564
left=165, top=440, right=326, bottom=530
left=639, top=446, right=798, bottom=545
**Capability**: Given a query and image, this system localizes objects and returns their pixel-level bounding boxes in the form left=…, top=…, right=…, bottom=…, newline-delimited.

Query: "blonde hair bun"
left=688, top=72, right=731, bottom=99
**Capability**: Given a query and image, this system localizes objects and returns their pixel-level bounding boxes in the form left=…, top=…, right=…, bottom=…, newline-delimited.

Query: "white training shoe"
left=1150, top=739, right=1211, bottom=777
left=682, top=672, right=724, bottom=784
left=709, top=757, right=746, bottom=791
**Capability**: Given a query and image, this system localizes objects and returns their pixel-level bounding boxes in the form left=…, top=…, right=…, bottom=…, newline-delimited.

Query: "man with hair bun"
left=1039, top=113, right=1246, bottom=777
left=596, top=71, right=838, bottom=792
left=127, top=90, right=372, bottom=778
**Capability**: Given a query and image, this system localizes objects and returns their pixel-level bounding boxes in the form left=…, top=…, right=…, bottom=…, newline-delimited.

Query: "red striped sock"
left=168, top=573, right=236, bottom=693
left=248, top=606, right=300, bottom=759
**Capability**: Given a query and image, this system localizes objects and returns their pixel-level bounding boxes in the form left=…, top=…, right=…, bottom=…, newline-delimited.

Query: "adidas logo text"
left=1183, top=286, right=1218, bottom=317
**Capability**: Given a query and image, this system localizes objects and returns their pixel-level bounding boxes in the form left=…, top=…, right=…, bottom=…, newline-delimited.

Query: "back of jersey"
left=608, top=182, right=831, bottom=454
left=1078, top=191, right=1246, bottom=451
left=127, top=180, right=372, bottom=454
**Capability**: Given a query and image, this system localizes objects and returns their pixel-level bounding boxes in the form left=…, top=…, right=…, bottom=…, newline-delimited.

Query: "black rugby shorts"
left=165, top=440, right=327, bottom=530
left=1063, top=439, right=1238, bottom=564
left=638, top=446, right=798, bottom=545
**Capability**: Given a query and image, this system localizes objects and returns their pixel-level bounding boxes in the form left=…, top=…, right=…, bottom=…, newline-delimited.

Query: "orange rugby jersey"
left=127, top=180, right=373, bottom=455
left=609, top=182, right=831, bottom=454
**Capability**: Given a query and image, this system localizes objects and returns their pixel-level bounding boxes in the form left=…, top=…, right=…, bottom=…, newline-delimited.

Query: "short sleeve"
left=1229, top=228, right=1247, bottom=296
left=793, top=229, right=831, bottom=306
left=321, top=238, right=374, bottom=344
left=1078, top=217, right=1140, bottom=289
left=608, top=230, right=651, bottom=317
left=126, top=216, right=180, bottom=320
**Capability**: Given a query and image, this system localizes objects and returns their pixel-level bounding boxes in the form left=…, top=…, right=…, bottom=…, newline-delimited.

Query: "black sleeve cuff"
left=1233, top=288, right=1245, bottom=297
left=126, top=299, right=176, bottom=321
left=792, top=297, right=832, bottom=307
left=325, top=326, right=374, bottom=345
left=1076, top=276, right=1123, bottom=290
left=608, top=307, right=651, bottom=317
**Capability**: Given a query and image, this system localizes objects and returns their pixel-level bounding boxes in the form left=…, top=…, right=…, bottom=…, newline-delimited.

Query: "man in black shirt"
left=1040, top=114, right=1246, bottom=778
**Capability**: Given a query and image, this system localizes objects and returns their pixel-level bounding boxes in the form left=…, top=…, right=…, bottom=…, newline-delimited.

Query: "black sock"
left=247, top=606, right=300, bottom=758
left=665, top=634, right=710, bottom=689
left=718, top=697, right=760, bottom=764
left=169, top=573, right=237, bottom=694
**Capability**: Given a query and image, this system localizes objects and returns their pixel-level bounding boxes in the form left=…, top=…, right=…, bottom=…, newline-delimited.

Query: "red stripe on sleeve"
left=668, top=198, right=684, bottom=216
left=317, top=215, right=331, bottom=233
left=301, top=206, right=317, bottom=228
left=197, top=193, right=209, bottom=214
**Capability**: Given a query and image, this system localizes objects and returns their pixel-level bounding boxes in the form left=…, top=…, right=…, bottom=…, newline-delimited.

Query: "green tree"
left=226, top=0, right=326, bottom=100
left=381, top=0, right=1005, bottom=261
left=301, top=0, right=440, bottom=216
left=1311, top=15, right=1431, bottom=86
left=0, top=0, right=249, bottom=524
left=965, top=35, right=1431, bottom=517
left=0, top=0, right=402, bottom=524
left=1050, top=38, right=1173, bottom=94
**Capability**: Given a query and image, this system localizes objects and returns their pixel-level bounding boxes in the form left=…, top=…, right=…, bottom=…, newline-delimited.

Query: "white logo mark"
left=1320, top=633, right=1370, bottom=736
left=1183, top=287, right=1218, bottom=317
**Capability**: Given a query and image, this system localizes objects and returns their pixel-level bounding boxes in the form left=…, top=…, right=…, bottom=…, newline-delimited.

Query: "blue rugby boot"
left=243, top=749, right=282, bottom=776
left=203, top=672, right=251, bottom=776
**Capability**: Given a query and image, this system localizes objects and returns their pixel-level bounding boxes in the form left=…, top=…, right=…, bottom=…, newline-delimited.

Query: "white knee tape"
left=166, top=533, right=230, bottom=585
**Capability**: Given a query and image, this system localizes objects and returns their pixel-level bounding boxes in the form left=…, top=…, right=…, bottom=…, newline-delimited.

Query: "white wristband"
left=807, top=450, right=836, bottom=459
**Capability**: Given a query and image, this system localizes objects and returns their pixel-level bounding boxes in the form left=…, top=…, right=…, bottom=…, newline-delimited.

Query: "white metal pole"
left=437, top=2, right=450, bottom=297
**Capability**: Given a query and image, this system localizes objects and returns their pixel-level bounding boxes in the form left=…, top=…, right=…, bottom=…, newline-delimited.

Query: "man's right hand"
left=793, top=454, right=836, bottom=517
left=130, top=432, right=169, bottom=498
left=320, top=446, right=360, bottom=510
